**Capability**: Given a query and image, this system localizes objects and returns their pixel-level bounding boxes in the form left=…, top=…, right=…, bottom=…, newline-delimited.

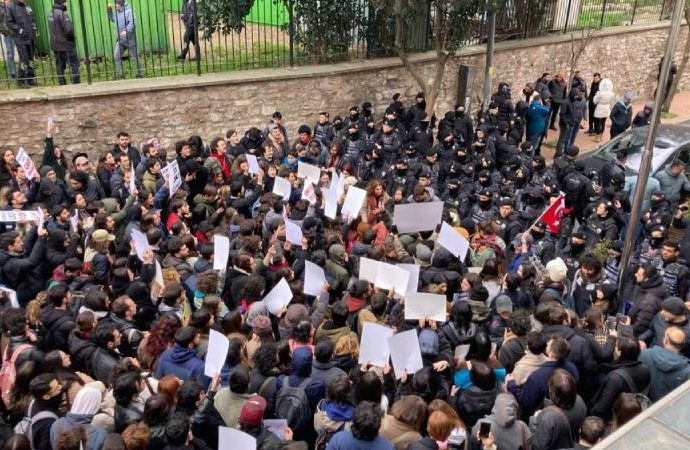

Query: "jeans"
left=556, top=123, right=579, bottom=156
left=594, top=117, right=606, bottom=134
left=114, top=35, right=143, bottom=78
left=528, top=133, right=543, bottom=155
left=549, top=102, right=561, bottom=128
left=15, top=42, right=35, bottom=86
left=1, top=34, right=16, bottom=77
left=179, top=25, right=196, bottom=59
left=55, top=49, right=80, bottom=85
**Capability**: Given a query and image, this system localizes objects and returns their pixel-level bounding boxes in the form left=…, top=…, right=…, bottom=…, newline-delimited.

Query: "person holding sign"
left=0, top=227, right=47, bottom=305
left=362, top=180, right=389, bottom=225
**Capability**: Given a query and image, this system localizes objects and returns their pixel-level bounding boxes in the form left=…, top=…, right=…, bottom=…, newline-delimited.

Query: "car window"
left=624, top=141, right=677, bottom=175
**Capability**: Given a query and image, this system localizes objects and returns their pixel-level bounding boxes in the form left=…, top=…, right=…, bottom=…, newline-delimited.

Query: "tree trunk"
left=662, top=0, right=690, bottom=112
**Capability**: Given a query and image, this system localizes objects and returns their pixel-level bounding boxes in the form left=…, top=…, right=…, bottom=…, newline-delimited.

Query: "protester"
left=0, top=89, right=689, bottom=450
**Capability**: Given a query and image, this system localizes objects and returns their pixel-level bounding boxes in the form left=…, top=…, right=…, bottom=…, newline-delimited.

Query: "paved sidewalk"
left=541, top=90, right=690, bottom=162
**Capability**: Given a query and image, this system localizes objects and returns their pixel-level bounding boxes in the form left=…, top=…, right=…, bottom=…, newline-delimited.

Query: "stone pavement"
left=541, top=90, right=690, bottom=162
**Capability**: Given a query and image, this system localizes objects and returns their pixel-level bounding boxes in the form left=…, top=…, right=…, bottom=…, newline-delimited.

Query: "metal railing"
left=0, top=0, right=669, bottom=89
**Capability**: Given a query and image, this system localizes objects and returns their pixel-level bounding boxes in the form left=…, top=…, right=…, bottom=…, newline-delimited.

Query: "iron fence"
left=0, top=0, right=669, bottom=89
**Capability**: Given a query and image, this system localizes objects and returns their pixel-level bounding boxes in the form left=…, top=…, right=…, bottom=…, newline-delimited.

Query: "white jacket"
left=593, top=78, right=615, bottom=118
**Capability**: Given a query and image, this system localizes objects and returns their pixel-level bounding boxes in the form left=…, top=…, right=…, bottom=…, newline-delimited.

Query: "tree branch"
left=394, top=0, right=430, bottom=93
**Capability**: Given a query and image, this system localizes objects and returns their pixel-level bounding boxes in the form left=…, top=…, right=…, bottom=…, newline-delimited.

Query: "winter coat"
left=314, top=400, right=354, bottom=441
left=610, top=100, right=633, bottom=134
left=162, top=254, right=194, bottom=281
left=108, top=2, right=135, bottom=41
left=47, top=3, right=75, bottom=51
left=589, top=360, right=651, bottom=419
left=51, top=413, right=107, bottom=450
left=4, top=0, right=37, bottom=44
left=470, top=393, right=531, bottom=450
left=630, top=273, right=667, bottom=337
left=326, top=430, right=394, bottom=450
left=559, top=93, right=587, bottom=127
left=0, top=235, right=46, bottom=305
left=507, top=360, right=579, bottom=415
left=39, top=305, right=75, bottom=352
left=311, top=360, right=346, bottom=386
left=541, top=325, right=596, bottom=388
left=593, top=78, right=615, bottom=118
left=654, top=167, right=690, bottom=207
left=68, top=330, right=97, bottom=374
left=274, top=347, right=326, bottom=416
left=155, top=345, right=210, bottom=388
left=526, top=101, right=550, bottom=136
left=379, top=415, right=422, bottom=450
left=639, top=313, right=690, bottom=355
left=453, top=385, right=499, bottom=428
left=548, top=79, right=567, bottom=104
left=529, top=397, right=587, bottom=450
left=639, top=346, right=690, bottom=401
left=213, top=389, right=252, bottom=427
left=89, top=347, right=120, bottom=386
left=407, top=437, right=440, bottom=450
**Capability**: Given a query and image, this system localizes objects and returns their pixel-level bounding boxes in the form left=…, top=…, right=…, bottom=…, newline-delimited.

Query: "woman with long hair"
left=44, top=350, right=95, bottom=413
left=0, top=149, right=17, bottom=188
left=362, top=179, right=390, bottom=225
left=137, top=315, right=181, bottom=371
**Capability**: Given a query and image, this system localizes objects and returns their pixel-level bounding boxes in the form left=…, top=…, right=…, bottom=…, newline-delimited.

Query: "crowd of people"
left=0, top=72, right=689, bottom=450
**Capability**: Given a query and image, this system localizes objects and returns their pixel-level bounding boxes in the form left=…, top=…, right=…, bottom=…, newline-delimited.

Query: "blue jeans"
left=2, top=34, right=16, bottom=77
left=114, top=35, right=143, bottom=78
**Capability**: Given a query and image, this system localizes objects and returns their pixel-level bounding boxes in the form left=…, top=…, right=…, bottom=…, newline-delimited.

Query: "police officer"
left=558, top=230, right=588, bottom=280
left=467, top=188, right=496, bottom=225
left=530, top=220, right=557, bottom=264
left=409, top=113, right=434, bottom=156
left=582, top=200, right=619, bottom=247
left=492, top=198, right=522, bottom=245
left=634, top=224, right=667, bottom=267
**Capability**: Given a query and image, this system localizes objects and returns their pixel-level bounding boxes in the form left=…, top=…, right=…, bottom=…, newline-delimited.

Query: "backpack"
left=0, top=343, right=32, bottom=408
left=275, top=375, right=313, bottom=432
left=38, top=313, right=75, bottom=352
left=13, top=400, right=59, bottom=450
left=613, top=368, right=652, bottom=410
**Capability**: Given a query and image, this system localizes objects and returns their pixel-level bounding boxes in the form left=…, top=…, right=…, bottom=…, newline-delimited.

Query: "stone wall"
left=0, top=22, right=688, bottom=158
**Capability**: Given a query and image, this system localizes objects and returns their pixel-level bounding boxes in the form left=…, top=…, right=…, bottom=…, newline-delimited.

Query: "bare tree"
left=567, top=27, right=601, bottom=88
left=392, top=0, right=481, bottom=116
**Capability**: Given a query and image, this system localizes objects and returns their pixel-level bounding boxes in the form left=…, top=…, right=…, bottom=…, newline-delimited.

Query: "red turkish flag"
left=540, top=194, right=567, bottom=234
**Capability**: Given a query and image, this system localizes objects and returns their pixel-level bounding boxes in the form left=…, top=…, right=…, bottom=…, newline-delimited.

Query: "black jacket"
left=0, top=236, right=46, bottom=305
left=589, top=360, right=651, bottom=419
left=630, top=273, right=667, bottom=337
left=452, top=385, right=499, bottom=428
left=39, top=305, right=75, bottom=352
left=5, top=335, right=44, bottom=368
left=67, top=330, right=97, bottom=374
left=541, top=324, right=597, bottom=398
left=4, top=0, right=37, bottom=44
left=90, top=347, right=121, bottom=386
left=47, top=3, right=75, bottom=51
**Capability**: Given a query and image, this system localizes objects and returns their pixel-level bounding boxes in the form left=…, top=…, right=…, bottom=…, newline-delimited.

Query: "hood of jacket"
left=490, top=393, right=518, bottom=427
left=647, top=347, right=690, bottom=372
left=599, top=78, right=614, bottom=93
left=323, top=400, right=355, bottom=422
left=169, top=345, right=200, bottom=365
left=641, top=272, right=666, bottom=294
left=290, top=346, right=313, bottom=378
left=40, top=305, right=70, bottom=329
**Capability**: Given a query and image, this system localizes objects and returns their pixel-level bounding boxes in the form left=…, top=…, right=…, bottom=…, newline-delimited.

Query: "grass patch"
left=543, top=139, right=558, bottom=149
left=661, top=111, right=678, bottom=120
left=0, top=42, right=300, bottom=89
left=577, top=10, right=630, bottom=28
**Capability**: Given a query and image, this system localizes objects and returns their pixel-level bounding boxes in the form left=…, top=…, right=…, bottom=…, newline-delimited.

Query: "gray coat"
left=529, top=396, right=587, bottom=450
left=47, top=3, right=75, bottom=51
left=654, top=167, right=690, bottom=206
left=4, top=0, right=37, bottom=45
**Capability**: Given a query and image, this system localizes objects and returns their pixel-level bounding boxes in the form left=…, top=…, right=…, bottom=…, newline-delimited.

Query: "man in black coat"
left=47, top=0, right=79, bottom=85
left=4, top=0, right=37, bottom=87
left=0, top=228, right=47, bottom=306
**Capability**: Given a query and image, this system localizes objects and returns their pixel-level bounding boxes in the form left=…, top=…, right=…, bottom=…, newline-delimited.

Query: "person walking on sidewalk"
left=178, top=0, right=196, bottom=61
left=48, top=0, right=80, bottom=85
left=592, top=78, right=615, bottom=143
left=107, top=0, right=143, bottom=79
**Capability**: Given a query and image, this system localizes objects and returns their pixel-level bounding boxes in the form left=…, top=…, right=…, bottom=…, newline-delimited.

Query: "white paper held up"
left=437, top=222, right=470, bottom=260
left=204, top=330, right=230, bottom=377
left=303, top=261, right=326, bottom=297
left=375, top=262, right=410, bottom=294
left=262, top=278, right=293, bottom=314
left=397, top=264, right=420, bottom=294
left=341, top=186, right=367, bottom=219
left=284, top=220, right=303, bottom=246
left=297, top=162, right=321, bottom=185
left=388, top=329, right=424, bottom=379
left=323, top=186, right=338, bottom=219
left=213, top=235, right=230, bottom=271
left=129, top=165, right=136, bottom=194
left=358, top=257, right=379, bottom=283
left=246, top=154, right=261, bottom=174
left=392, top=201, right=444, bottom=234
left=358, top=322, right=393, bottom=367
left=218, top=426, right=256, bottom=450
left=404, top=292, right=447, bottom=323
left=130, top=229, right=150, bottom=261
left=273, top=177, right=292, bottom=200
